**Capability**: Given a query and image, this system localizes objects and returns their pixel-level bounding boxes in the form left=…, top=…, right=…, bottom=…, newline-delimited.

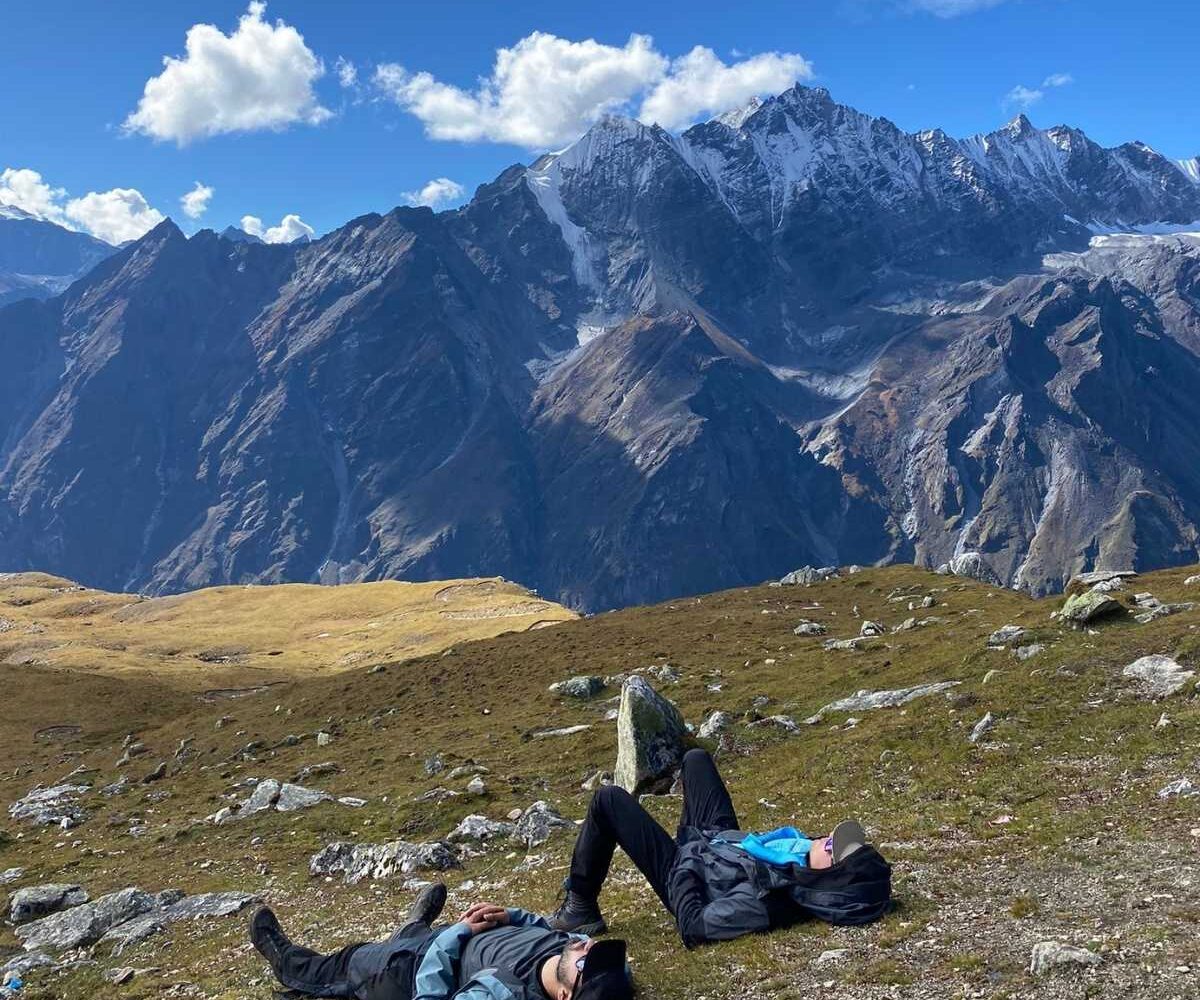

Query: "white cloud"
left=63, top=189, right=166, bottom=244
left=180, top=181, right=214, bottom=219
left=124, top=2, right=331, bottom=145
left=639, top=47, right=812, bottom=130
left=0, top=167, right=68, bottom=223
left=373, top=32, right=812, bottom=149
left=241, top=213, right=315, bottom=243
left=905, top=0, right=1005, bottom=15
left=403, top=177, right=466, bottom=209
left=1004, top=84, right=1044, bottom=110
left=1, top=166, right=165, bottom=244
left=1042, top=72, right=1074, bottom=88
left=335, top=56, right=358, bottom=88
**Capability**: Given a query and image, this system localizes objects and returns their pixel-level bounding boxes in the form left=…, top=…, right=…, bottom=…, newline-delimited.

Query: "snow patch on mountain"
left=526, top=164, right=602, bottom=291
left=1177, top=158, right=1200, bottom=184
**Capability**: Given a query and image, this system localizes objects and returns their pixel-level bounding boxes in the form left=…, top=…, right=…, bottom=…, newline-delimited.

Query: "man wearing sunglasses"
left=249, top=882, right=633, bottom=1000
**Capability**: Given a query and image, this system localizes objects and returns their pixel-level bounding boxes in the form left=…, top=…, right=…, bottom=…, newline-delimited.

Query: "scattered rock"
left=823, top=636, right=877, bottom=652
left=549, top=676, right=606, bottom=699
left=141, top=761, right=167, bottom=784
left=987, top=625, right=1028, bottom=646
left=424, top=754, right=445, bottom=776
left=697, top=711, right=732, bottom=740
left=792, top=621, right=827, bottom=636
left=446, top=763, right=489, bottom=780
left=937, top=552, right=1000, bottom=585
left=1029, top=941, right=1101, bottom=976
left=1070, top=570, right=1137, bottom=588
left=1060, top=591, right=1125, bottom=626
left=968, top=712, right=995, bottom=744
left=293, top=762, right=339, bottom=782
left=747, top=715, right=800, bottom=733
left=106, top=968, right=135, bottom=985
left=447, top=815, right=516, bottom=843
left=1185, top=574, right=1200, bottom=586
left=7, top=784, right=89, bottom=827
left=1135, top=602, right=1196, bottom=624
left=514, top=801, right=575, bottom=848
left=1014, top=644, right=1044, bottom=661
left=982, top=670, right=1000, bottom=684
left=465, top=776, right=487, bottom=796
left=98, top=891, right=259, bottom=953
left=15, top=887, right=157, bottom=951
left=309, top=840, right=458, bottom=883
left=0, top=868, right=24, bottom=886
left=779, top=566, right=839, bottom=586
left=316, top=731, right=333, bottom=747
left=815, top=948, right=849, bottom=965
left=614, top=677, right=689, bottom=794
left=207, top=778, right=335, bottom=823
left=819, top=681, right=961, bottom=714
left=530, top=725, right=592, bottom=739
left=1123, top=655, right=1196, bottom=698
left=1158, top=778, right=1197, bottom=799
left=859, top=620, right=885, bottom=637
left=8, top=884, right=89, bottom=925
left=921, top=595, right=936, bottom=609
left=275, top=783, right=333, bottom=812
left=581, top=770, right=612, bottom=791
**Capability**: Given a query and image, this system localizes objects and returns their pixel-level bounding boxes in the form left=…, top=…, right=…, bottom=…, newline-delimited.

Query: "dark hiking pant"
left=270, top=919, right=434, bottom=999
left=567, top=748, right=739, bottom=913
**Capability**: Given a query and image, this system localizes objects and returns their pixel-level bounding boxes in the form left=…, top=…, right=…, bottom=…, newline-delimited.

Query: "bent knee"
left=682, top=747, right=714, bottom=770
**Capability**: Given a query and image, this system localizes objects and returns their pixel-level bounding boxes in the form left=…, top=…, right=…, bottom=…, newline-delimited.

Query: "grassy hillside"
left=1, top=565, right=1198, bottom=999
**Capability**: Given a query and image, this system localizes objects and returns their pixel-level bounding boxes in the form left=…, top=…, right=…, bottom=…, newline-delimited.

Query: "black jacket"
left=666, top=828, right=892, bottom=947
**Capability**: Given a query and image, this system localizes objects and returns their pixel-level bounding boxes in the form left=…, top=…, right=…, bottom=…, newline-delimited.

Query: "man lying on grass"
left=547, top=748, right=892, bottom=947
left=250, top=882, right=632, bottom=1000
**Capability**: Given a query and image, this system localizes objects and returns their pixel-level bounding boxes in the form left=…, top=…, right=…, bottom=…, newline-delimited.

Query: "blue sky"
left=2, top=0, right=1196, bottom=243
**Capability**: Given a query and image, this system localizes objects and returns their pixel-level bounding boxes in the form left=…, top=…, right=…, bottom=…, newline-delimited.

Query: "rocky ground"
left=1, top=564, right=1198, bottom=999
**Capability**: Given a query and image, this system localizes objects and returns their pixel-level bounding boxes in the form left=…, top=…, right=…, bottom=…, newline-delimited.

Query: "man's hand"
left=459, top=903, right=510, bottom=936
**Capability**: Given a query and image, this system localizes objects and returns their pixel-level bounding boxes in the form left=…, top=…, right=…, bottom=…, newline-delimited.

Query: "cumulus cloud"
left=374, top=32, right=810, bottom=149
left=124, top=2, right=331, bottom=145
left=335, top=56, right=358, bottom=88
left=180, top=181, right=214, bottom=219
left=639, top=47, right=812, bottom=130
left=0, top=167, right=68, bottom=223
left=403, top=177, right=466, bottom=209
left=1, top=166, right=164, bottom=244
left=241, top=213, right=315, bottom=243
left=1003, top=72, right=1072, bottom=111
left=64, top=189, right=166, bottom=244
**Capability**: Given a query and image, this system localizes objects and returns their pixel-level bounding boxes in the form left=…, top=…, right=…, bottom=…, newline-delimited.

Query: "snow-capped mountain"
left=0, top=207, right=115, bottom=307
left=2, top=86, right=1199, bottom=609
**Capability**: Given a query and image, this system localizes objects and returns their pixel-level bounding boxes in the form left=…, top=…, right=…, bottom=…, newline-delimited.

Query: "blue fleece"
left=738, top=827, right=814, bottom=867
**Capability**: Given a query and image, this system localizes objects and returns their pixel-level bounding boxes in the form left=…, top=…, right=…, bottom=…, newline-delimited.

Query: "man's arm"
left=503, top=908, right=553, bottom=931
left=412, top=922, right=474, bottom=1000
left=669, top=866, right=769, bottom=948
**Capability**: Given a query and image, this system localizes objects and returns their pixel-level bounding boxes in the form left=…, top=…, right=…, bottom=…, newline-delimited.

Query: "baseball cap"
left=574, top=940, right=632, bottom=1000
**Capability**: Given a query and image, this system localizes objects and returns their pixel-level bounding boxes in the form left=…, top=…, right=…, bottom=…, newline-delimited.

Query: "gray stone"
left=987, top=625, right=1028, bottom=646
left=8, top=884, right=89, bottom=925
left=465, top=776, right=487, bottom=796
left=309, top=840, right=458, bottom=883
left=1135, top=601, right=1195, bottom=624
left=859, top=620, right=885, bottom=637
left=275, top=783, right=333, bottom=812
left=779, top=566, right=839, bottom=586
left=7, top=784, right=89, bottom=827
left=424, top=753, right=445, bottom=776
left=793, top=620, right=827, bottom=636
left=98, top=891, right=259, bottom=953
left=101, top=776, right=131, bottom=797
left=1061, top=590, right=1125, bottom=626
left=1123, top=655, right=1195, bottom=698
left=941, top=552, right=1001, bottom=585
left=1070, top=570, right=1136, bottom=588
left=747, top=715, right=800, bottom=733
left=0, top=868, right=23, bottom=886
left=1185, top=574, right=1200, bottom=586
left=1014, top=644, right=1044, bottom=661
left=581, top=770, right=612, bottom=791
left=514, top=801, right=575, bottom=848
left=548, top=675, right=606, bottom=699
left=141, top=761, right=167, bottom=784
left=316, top=731, right=333, bottom=747
left=697, top=711, right=732, bottom=740
left=1157, top=778, right=1197, bottom=799
left=968, top=712, right=995, bottom=744
left=16, top=888, right=157, bottom=952
left=822, top=636, right=876, bottom=651
left=447, top=815, right=516, bottom=843
left=531, top=725, right=592, bottom=739
left=240, top=778, right=282, bottom=815
left=819, top=681, right=961, bottom=714
left=446, top=763, right=489, bottom=780
left=614, top=677, right=689, bottom=794
left=1029, top=941, right=1101, bottom=976
left=293, top=762, right=339, bottom=782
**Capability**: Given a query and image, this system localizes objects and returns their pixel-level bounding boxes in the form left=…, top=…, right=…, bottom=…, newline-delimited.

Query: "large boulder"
left=1029, top=941, right=1101, bottom=976
left=309, top=839, right=458, bottom=884
left=937, top=552, right=1001, bottom=585
left=98, top=891, right=259, bottom=953
left=548, top=676, right=606, bottom=699
left=275, top=783, right=333, bottom=812
left=447, top=815, right=516, bottom=844
left=1060, top=591, right=1125, bottom=626
left=15, top=888, right=157, bottom=952
left=779, top=566, right=839, bottom=586
left=614, top=677, right=689, bottom=794
left=8, top=784, right=89, bottom=827
left=8, top=884, right=88, bottom=925
left=1123, top=655, right=1196, bottom=698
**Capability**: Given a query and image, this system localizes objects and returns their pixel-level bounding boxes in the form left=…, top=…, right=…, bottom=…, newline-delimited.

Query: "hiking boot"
left=249, top=906, right=290, bottom=972
left=546, top=888, right=607, bottom=936
left=406, top=881, right=448, bottom=925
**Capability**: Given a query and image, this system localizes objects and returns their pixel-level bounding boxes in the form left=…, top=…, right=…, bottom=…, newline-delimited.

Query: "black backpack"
left=764, top=845, right=893, bottom=925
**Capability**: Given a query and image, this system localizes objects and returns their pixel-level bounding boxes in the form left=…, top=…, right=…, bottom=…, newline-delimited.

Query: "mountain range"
left=0, top=204, right=115, bottom=307
left=2, top=84, right=1199, bottom=610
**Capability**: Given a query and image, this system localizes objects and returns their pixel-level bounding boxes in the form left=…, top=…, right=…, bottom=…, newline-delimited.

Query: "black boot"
left=406, top=881, right=448, bottom=925
left=249, top=906, right=290, bottom=972
left=546, top=887, right=607, bottom=936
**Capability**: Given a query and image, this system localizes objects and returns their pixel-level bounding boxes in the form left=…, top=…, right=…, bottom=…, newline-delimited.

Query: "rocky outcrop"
left=1123, top=655, right=1196, bottom=698
left=1061, top=591, right=1125, bottom=626
left=309, top=840, right=458, bottom=884
left=614, top=677, right=689, bottom=793
left=7, top=885, right=88, bottom=925
left=819, top=682, right=961, bottom=715
left=513, top=801, right=576, bottom=848
left=548, top=676, right=606, bottom=699
left=8, top=784, right=89, bottom=827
